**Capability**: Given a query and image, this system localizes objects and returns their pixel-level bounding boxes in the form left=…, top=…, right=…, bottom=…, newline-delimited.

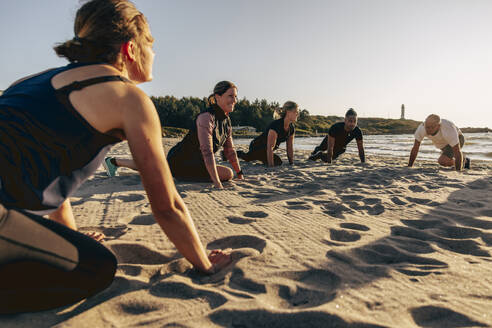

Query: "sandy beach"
left=1, top=138, right=491, bottom=328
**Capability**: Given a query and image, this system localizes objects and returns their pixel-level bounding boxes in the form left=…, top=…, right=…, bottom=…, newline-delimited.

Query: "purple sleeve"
left=196, top=113, right=217, bottom=177
left=223, top=131, right=241, bottom=173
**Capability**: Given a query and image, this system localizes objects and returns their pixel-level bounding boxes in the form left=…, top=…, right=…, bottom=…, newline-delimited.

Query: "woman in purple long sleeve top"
left=167, top=81, right=244, bottom=189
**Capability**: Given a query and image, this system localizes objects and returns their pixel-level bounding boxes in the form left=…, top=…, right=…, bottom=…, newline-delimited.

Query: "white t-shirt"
left=414, top=119, right=462, bottom=149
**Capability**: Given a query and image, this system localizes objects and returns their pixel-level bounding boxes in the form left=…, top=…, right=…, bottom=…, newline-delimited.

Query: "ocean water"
left=234, top=132, right=492, bottom=161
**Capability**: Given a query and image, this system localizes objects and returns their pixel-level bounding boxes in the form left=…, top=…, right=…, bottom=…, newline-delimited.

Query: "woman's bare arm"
left=266, top=130, right=278, bottom=167
left=122, top=87, right=227, bottom=273
left=286, top=133, right=295, bottom=164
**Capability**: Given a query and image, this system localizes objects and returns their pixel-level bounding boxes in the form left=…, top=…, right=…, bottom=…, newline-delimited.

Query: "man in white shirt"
left=408, top=114, right=469, bottom=171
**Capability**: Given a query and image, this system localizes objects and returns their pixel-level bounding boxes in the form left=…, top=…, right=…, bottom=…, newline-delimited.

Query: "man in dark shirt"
left=309, top=108, right=365, bottom=163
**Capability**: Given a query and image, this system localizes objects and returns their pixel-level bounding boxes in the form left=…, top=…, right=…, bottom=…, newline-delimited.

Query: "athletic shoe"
left=464, top=157, right=471, bottom=169
left=103, top=157, right=118, bottom=177
left=308, top=150, right=323, bottom=161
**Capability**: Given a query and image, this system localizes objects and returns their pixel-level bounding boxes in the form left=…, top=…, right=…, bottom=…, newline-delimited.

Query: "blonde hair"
left=207, top=81, right=237, bottom=105
left=273, top=101, right=299, bottom=119
left=54, top=0, right=153, bottom=71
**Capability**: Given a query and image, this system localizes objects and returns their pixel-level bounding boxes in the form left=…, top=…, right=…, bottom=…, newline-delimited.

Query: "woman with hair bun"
left=237, top=101, right=298, bottom=167
left=166, top=81, right=244, bottom=189
left=0, top=0, right=230, bottom=314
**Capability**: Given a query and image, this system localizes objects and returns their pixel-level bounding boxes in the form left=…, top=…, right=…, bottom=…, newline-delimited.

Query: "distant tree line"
left=151, top=95, right=338, bottom=135
left=151, top=95, right=489, bottom=136
left=152, top=96, right=283, bottom=133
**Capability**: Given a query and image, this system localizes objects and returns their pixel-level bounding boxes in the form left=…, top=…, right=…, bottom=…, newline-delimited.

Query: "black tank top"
left=167, top=105, right=231, bottom=162
left=249, top=118, right=295, bottom=151
left=0, top=63, right=130, bottom=213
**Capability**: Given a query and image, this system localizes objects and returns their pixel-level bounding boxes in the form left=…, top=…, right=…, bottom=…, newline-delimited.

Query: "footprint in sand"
left=401, top=219, right=442, bottom=230
left=119, top=300, right=162, bottom=315
left=322, top=202, right=353, bottom=218
left=227, top=216, right=256, bottom=224
left=285, top=201, right=313, bottom=210
left=274, top=269, right=341, bottom=308
left=410, top=305, right=487, bottom=327
left=129, top=214, right=156, bottom=225
left=408, top=185, right=426, bottom=192
left=362, top=198, right=381, bottom=205
left=117, top=194, right=145, bottom=202
left=406, top=196, right=440, bottom=207
left=243, top=211, right=269, bottom=218
left=391, top=196, right=407, bottom=205
left=209, top=309, right=376, bottom=327
left=239, top=191, right=271, bottom=199
left=433, top=225, right=482, bottom=239
left=367, top=203, right=385, bottom=215
left=328, top=229, right=361, bottom=242
left=149, top=281, right=227, bottom=309
left=302, top=182, right=323, bottom=190
left=110, top=243, right=178, bottom=265
left=482, top=234, right=492, bottom=246
left=207, top=235, right=267, bottom=253
left=121, top=176, right=141, bottom=186
left=353, top=240, right=448, bottom=276
left=207, top=235, right=269, bottom=293
left=341, top=195, right=364, bottom=202
left=229, top=268, right=267, bottom=294
left=396, top=225, right=489, bottom=257
left=340, top=223, right=370, bottom=231
left=118, top=264, right=142, bottom=276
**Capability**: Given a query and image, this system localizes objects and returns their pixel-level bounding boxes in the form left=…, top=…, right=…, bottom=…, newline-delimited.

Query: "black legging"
left=311, top=136, right=345, bottom=162
left=237, top=148, right=283, bottom=166
left=0, top=204, right=116, bottom=314
left=167, top=155, right=212, bottom=182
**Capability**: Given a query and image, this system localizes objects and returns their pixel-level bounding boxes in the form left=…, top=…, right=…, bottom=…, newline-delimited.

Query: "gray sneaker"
left=102, top=157, right=118, bottom=177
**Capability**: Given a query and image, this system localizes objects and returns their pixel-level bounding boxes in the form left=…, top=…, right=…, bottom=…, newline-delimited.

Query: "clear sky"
left=1, top=0, right=491, bottom=128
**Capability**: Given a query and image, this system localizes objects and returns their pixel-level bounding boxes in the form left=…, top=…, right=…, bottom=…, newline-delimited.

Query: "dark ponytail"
left=207, top=81, right=236, bottom=105
left=54, top=36, right=121, bottom=64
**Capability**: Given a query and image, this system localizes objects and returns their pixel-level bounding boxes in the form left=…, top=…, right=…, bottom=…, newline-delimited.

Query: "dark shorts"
left=0, top=204, right=116, bottom=314
left=441, top=134, right=465, bottom=159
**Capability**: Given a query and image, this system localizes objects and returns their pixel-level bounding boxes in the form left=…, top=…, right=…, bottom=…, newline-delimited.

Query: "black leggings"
left=0, top=204, right=116, bottom=314
left=311, top=136, right=345, bottom=161
left=167, top=154, right=212, bottom=182
left=238, top=148, right=282, bottom=166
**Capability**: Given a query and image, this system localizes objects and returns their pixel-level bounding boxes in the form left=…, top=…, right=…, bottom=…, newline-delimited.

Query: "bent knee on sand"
left=438, top=155, right=454, bottom=167
left=217, top=165, right=234, bottom=181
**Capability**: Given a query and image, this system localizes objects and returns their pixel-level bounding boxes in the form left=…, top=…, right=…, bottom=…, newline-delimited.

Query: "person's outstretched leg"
left=273, top=154, right=283, bottom=166
left=0, top=205, right=117, bottom=314
left=311, top=136, right=328, bottom=155
left=103, top=157, right=139, bottom=177
left=309, top=136, right=329, bottom=160
left=236, top=150, right=252, bottom=162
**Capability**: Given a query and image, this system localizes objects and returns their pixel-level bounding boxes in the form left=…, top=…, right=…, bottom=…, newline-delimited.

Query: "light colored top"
left=414, top=118, right=462, bottom=149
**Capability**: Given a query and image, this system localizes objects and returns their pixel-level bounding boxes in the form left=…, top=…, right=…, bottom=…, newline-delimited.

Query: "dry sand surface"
left=2, top=138, right=492, bottom=328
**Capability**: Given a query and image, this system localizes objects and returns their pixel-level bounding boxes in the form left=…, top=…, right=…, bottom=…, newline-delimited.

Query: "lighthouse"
left=401, top=104, right=405, bottom=120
